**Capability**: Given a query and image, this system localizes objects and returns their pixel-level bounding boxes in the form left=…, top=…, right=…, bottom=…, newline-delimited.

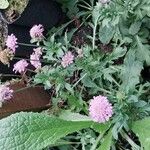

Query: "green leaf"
left=109, top=47, right=127, bottom=61
left=0, top=112, right=93, bottom=150
left=120, top=50, right=143, bottom=93
left=0, top=0, right=9, bottom=9
left=99, top=25, right=115, bottom=44
left=97, top=130, right=112, bottom=150
left=132, top=117, right=150, bottom=150
left=136, top=36, right=150, bottom=65
left=59, top=110, right=91, bottom=121
left=92, top=122, right=111, bottom=134
left=129, top=21, right=142, bottom=35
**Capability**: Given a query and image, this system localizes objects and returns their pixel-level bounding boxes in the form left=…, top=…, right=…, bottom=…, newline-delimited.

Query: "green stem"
left=18, top=42, right=38, bottom=47
left=120, top=130, right=140, bottom=150
left=90, top=133, right=104, bottom=150
left=81, top=0, right=92, bottom=8
left=14, top=85, right=34, bottom=93
left=78, top=4, right=92, bottom=10
left=98, top=87, right=112, bottom=94
left=13, top=57, right=51, bottom=64
left=14, top=84, right=43, bottom=93
left=92, top=23, right=97, bottom=50
left=73, top=73, right=87, bottom=88
left=0, top=74, right=21, bottom=77
left=26, top=69, right=36, bottom=73
left=54, top=19, right=74, bottom=35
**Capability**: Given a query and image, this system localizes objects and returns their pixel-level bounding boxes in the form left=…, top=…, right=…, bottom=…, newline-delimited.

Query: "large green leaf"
left=136, top=36, right=150, bottom=65
left=0, top=112, right=92, bottom=150
left=97, top=130, right=112, bottom=150
left=120, top=50, right=143, bottom=93
left=132, top=117, right=150, bottom=150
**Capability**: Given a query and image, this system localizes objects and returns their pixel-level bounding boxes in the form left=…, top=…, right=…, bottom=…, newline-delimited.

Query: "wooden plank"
left=0, top=82, right=51, bottom=118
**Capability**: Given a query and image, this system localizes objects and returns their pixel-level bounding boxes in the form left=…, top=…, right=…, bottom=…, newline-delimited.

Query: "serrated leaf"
left=129, top=21, right=142, bottom=35
left=120, top=50, right=143, bottom=93
left=136, top=36, right=150, bottom=65
left=132, top=117, right=150, bottom=150
left=99, top=25, right=115, bottom=44
left=0, top=0, right=9, bottom=9
left=109, top=47, right=127, bottom=61
left=97, top=130, right=112, bottom=150
left=0, top=112, right=92, bottom=150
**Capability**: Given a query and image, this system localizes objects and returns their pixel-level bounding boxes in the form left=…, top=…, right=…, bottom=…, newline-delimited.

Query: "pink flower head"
left=6, top=34, right=18, bottom=53
left=33, top=47, right=42, bottom=56
left=30, top=52, right=41, bottom=69
left=0, top=84, right=13, bottom=103
left=89, top=95, right=113, bottom=123
left=13, top=59, right=28, bottom=74
left=61, top=51, right=74, bottom=68
left=30, top=24, right=44, bottom=39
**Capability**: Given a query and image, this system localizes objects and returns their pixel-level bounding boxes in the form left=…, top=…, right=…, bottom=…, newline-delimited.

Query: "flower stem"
left=14, top=84, right=43, bottom=93
left=120, top=130, right=140, bottom=150
left=18, top=42, right=38, bottom=47
left=73, top=73, right=87, bottom=88
left=98, top=87, right=112, bottom=94
left=0, top=74, right=21, bottom=77
left=90, top=133, right=104, bottom=150
left=92, top=24, right=97, bottom=50
left=13, top=57, right=51, bottom=64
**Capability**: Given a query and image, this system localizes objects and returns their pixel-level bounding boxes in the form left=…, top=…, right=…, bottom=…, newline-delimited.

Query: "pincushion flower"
left=33, top=47, right=42, bottom=56
left=0, top=84, right=13, bottom=107
left=61, top=51, right=74, bottom=68
left=30, top=53, right=41, bottom=69
left=89, top=95, right=113, bottom=123
left=30, top=24, right=44, bottom=39
left=13, top=59, right=29, bottom=74
left=6, top=34, right=18, bottom=53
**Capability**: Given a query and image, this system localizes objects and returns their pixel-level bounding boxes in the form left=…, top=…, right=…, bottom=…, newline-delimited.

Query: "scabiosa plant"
left=89, top=95, right=113, bottom=123
left=30, top=24, right=44, bottom=40
left=13, top=59, right=29, bottom=74
left=6, top=34, right=18, bottom=53
left=30, top=53, right=41, bottom=69
left=0, top=84, right=13, bottom=107
left=33, top=47, right=42, bottom=56
left=61, top=51, right=74, bottom=68
left=30, top=47, right=42, bottom=69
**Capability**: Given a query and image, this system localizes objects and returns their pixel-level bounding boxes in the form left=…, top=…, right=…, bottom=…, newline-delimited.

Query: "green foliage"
left=97, top=130, right=112, bottom=150
left=99, top=24, right=115, bottom=44
left=56, top=0, right=79, bottom=18
left=0, top=112, right=93, bottom=150
left=132, top=117, right=150, bottom=150
left=120, top=50, right=143, bottom=93
left=1, top=0, right=150, bottom=149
